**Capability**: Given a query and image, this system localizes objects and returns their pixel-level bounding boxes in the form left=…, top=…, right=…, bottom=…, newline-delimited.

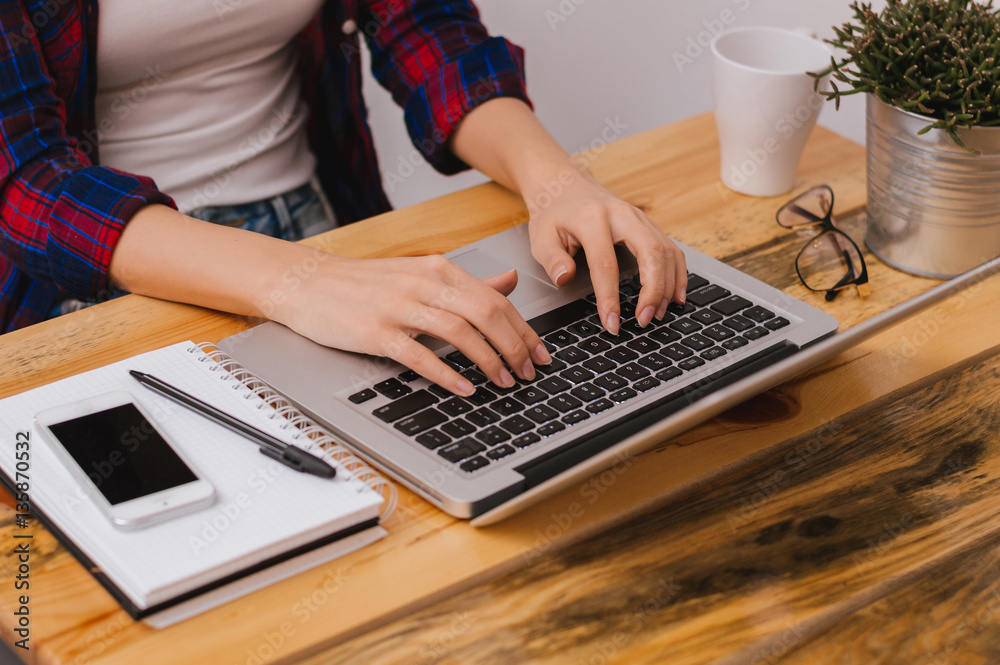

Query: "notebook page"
left=0, top=342, right=383, bottom=609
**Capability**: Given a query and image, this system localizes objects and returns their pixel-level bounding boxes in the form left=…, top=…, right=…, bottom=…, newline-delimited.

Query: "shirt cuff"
left=403, top=36, right=533, bottom=176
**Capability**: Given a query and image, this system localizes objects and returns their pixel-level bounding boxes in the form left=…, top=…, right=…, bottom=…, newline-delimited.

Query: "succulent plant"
left=814, top=0, right=1000, bottom=152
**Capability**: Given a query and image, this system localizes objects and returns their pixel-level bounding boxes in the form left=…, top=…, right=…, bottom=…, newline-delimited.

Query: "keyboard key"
left=616, top=362, right=650, bottom=382
left=475, top=427, right=511, bottom=446
left=571, top=382, right=605, bottom=402
left=686, top=274, right=709, bottom=292
left=585, top=398, right=614, bottom=415
left=394, top=408, right=448, bottom=436
left=662, top=343, right=694, bottom=361
left=446, top=350, right=475, bottom=368
left=487, top=445, right=516, bottom=460
left=723, top=315, right=754, bottom=332
left=681, top=333, right=713, bottom=352
left=620, top=317, right=646, bottom=336
left=464, top=386, right=496, bottom=406
left=721, top=337, right=750, bottom=351
left=595, top=373, right=629, bottom=391
left=467, top=408, right=501, bottom=427
left=537, top=421, right=567, bottom=437
left=687, top=284, right=731, bottom=307
left=460, top=368, right=487, bottom=385
left=584, top=355, right=618, bottom=374
left=599, top=328, right=633, bottom=344
left=605, top=347, right=639, bottom=363
left=744, top=327, right=770, bottom=341
left=609, top=387, right=638, bottom=403
left=528, top=298, right=596, bottom=336
left=765, top=316, right=790, bottom=331
left=348, top=389, right=377, bottom=404
left=439, top=398, right=474, bottom=417
left=562, top=410, right=591, bottom=426
left=650, top=328, right=682, bottom=345
left=548, top=394, right=583, bottom=413
left=428, top=383, right=454, bottom=399
left=493, top=397, right=526, bottom=416
left=626, top=337, right=659, bottom=354
left=538, top=376, right=573, bottom=394
left=743, top=305, right=776, bottom=323
left=568, top=320, right=602, bottom=338
left=397, top=370, right=420, bottom=383
left=668, top=301, right=697, bottom=316
left=678, top=357, right=706, bottom=371
left=703, top=324, right=736, bottom=341
left=701, top=347, right=727, bottom=361
left=545, top=330, right=579, bottom=347
left=514, top=387, right=548, bottom=405
left=618, top=280, right=640, bottom=298
left=374, top=378, right=412, bottom=400
left=373, top=389, right=438, bottom=422
left=637, top=352, right=670, bottom=371
left=656, top=367, right=684, bottom=381
left=439, top=438, right=486, bottom=463
left=578, top=337, right=613, bottom=354
left=690, top=309, right=723, bottom=325
left=512, top=432, right=542, bottom=448
left=500, top=415, right=535, bottom=435
left=555, top=346, right=590, bottom=364
left=460, top=456, right=490, bottom=473
left=669, top=318, right=701, bottom=335
left=561, top=366, right=597, bottom=384
left=711, top=295, right=753, bottom=316
left=525, top=404, right=560, bottom=424
left=633, top=377, right=661, bottom=392
left=537, top=358, right=569, bottom=375
left=442, top=418, right=476, bottom=437
left=415, top=429, right=451, bottom=449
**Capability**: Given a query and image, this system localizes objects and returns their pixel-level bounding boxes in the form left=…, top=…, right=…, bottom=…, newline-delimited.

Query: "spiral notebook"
left=0, top=341, right=396, bottom=627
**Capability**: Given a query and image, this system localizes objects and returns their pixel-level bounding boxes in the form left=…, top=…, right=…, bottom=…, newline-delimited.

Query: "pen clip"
left=258, top=445, right=302, bottom=471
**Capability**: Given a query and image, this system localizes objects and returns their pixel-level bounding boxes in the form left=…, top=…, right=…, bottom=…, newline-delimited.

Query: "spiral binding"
left=190, top=343, right=397, bottom=519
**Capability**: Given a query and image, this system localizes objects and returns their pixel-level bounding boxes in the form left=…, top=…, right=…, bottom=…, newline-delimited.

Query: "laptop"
left=217, top=224, right=1000, bottom=523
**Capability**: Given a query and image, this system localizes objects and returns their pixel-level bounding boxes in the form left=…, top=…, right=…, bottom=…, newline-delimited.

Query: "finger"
left=481, top=268, right=519, bottom=296
left=383, top=331, right=478, bottom=397
left=446, top=288, right=544, bottom=381
left=529, top=225, right=577, bottom=287
left=629, top=234, right=671, bottom=328
left=671, top=243, right=689, bottom=304
left=577, top=225, right=621, bottom=335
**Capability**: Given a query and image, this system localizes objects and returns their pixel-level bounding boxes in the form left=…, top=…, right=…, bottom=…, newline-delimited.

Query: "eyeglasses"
left=776, top=185, right=870, bottom=301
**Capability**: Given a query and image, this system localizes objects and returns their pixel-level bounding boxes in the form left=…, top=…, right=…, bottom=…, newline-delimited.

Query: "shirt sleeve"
left=360, top=0, right=532, bottom=175
left=0, top=3, right=174, bottom=302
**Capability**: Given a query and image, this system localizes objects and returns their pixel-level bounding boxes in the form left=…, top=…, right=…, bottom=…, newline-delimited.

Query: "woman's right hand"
left=272, top=253, right=552, bottom=396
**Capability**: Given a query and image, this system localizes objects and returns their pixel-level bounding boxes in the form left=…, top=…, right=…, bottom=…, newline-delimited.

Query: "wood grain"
left=4, top=113, right=994, bottom=665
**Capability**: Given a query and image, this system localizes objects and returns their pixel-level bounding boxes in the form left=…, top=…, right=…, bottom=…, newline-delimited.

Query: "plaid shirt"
left=0, top=0, right=529, bottom=332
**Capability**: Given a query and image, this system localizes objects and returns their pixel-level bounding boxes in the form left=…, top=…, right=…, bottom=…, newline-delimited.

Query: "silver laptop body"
left=218, top=225, right=842, bottom=518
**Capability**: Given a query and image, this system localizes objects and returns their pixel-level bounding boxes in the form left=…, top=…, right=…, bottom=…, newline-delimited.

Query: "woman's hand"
left=525, top=169, right=687, bottom=335
left=273, top=254, right=550, bottom=396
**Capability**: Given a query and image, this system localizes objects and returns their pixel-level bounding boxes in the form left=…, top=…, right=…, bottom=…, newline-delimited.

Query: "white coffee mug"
left=711, top=27, right=832, bottom=197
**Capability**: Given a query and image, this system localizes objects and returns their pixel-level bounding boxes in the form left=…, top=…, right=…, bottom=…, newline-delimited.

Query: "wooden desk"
left=2, top=113, right=998, bottom=665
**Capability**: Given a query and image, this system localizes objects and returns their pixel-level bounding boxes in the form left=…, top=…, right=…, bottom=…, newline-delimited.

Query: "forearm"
left=449, top=97, right=592, bottom=201
left=108, top=204, right=327, bottom=320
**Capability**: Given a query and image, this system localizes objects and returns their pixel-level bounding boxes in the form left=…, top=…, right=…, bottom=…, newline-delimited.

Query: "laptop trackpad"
left=449, top=249, right=557, bottom=309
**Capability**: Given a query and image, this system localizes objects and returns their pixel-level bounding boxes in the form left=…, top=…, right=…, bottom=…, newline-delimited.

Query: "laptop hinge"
left=513, top=340, right=800, bottom=489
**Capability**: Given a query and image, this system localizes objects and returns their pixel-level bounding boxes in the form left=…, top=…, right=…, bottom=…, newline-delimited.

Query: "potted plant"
left=815, top=0, right=1000, bottom=278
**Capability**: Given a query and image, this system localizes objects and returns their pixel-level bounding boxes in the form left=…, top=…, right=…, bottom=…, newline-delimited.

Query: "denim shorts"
left=51, top=179, right=336, bottom=318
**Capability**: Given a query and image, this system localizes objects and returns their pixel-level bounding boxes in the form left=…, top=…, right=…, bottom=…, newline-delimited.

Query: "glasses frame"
left=776, top=185, right=870, bottom=302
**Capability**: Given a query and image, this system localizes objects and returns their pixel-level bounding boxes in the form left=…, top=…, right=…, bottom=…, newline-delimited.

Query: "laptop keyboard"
left=347, top=273, right=790, bottom=474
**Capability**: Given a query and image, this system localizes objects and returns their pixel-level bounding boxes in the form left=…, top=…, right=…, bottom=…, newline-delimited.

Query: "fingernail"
left=498, top=367, right=515, bottom=388
left=655, top=299, right=669, bottom=320
left=456, top=378, right=475, bottom=396
left=605, top=311, right=620, bottom=336
left=553, top=266, right=568, bottom=286
left=639, top=305, right=655, bottom=327
left=535, top=343, right=552, bottom=364
left=520, top=359, right=536, bottom=381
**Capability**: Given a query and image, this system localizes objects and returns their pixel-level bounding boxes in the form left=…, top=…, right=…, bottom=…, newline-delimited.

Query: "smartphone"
left=35, top=391, right=216, bottom=530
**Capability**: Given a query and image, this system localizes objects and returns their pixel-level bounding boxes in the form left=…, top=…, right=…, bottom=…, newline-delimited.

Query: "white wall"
left=362, top=0, right=886, bottom=209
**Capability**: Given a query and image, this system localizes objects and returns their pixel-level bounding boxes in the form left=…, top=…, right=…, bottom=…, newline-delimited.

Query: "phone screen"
left=48, top=403, right=199, bottom=505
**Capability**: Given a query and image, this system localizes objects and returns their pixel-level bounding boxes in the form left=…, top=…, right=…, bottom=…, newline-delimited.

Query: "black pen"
left=129, top=370, right=336, bottom=479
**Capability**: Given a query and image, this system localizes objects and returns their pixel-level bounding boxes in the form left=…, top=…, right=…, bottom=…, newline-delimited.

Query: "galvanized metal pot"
left=865, top=94, right=1000, bottom=278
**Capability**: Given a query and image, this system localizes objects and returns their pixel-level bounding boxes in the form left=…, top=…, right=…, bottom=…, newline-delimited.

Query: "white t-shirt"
left=95, top=0, right=325, bottom=213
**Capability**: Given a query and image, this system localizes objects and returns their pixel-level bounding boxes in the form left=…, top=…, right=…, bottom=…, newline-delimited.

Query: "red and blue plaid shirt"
left=0, top=0, right=529, bottom=332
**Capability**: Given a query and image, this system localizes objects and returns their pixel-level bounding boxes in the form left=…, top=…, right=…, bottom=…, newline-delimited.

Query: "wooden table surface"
left=2, top=113, right=998, bottom=665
